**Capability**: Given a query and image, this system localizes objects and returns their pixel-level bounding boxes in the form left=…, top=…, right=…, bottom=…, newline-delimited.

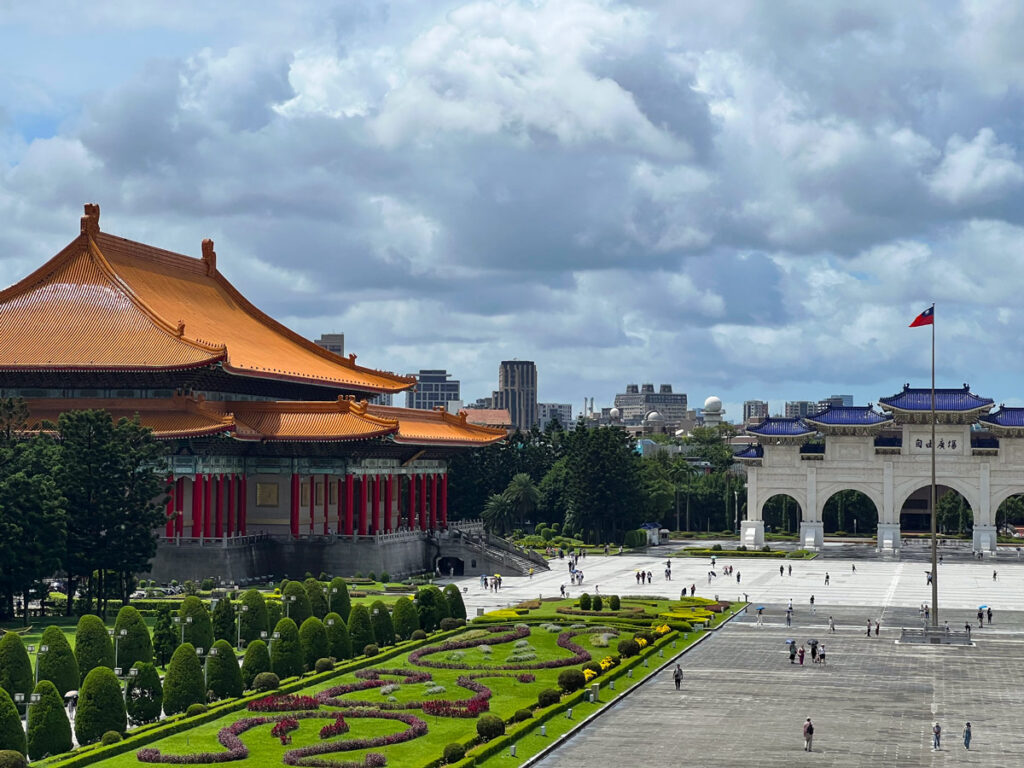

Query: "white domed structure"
left=609, top=407, right=621, bottom=421
left=702, top=395, right=725, bottom=426
left=645, top=410, right=665, bottom=422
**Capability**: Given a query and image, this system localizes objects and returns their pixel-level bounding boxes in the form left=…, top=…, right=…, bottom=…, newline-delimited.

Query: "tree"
left=205, top=640, right=242, bottom=700
left=298, top=618, right=329, bottom=671
left=0, top=687, right=25, bottom=756
left=346, top=605, right=375, bottom=654
left=74, top=614, right=114, bottom=683
left=369, top=601, right=394, bottom=646
left=564, top=427, right=643, bottom=542
left=538, top=456, right=571, bottom=524
left=504, top=473, right=540, bottom=529
left=303, top=578, right=327, bottom=620
left=125, top=662, right=162, bottom=725
left=152, top=606, right=177, bottom=667
left=482, top=493, right=514, bottom=535
left=36, top=626, right=79, bottom=697
left=269, top=619, right=303, bottom=679
left=391, top=598, right=419, bottom=641
left=238, top=589, right=269, bottom=645
left=113, top=605, right=153, bottom=669
left=442, top=585, right=467, bottom=621
left=178, top=596, right=213, bottom=652
left=267, top=600, right=283, bottom=630
left=327, top=578, right=351, bottom=622
left=0, top=633, right=32, bottom=699
left=282, top=581, right=312, bottom=626
left=74, top=667, right=126, bottom=745
left=26, top=680, right=71, bottom=760
left=240, top=640, right=271, bottom=690
left=57, top=410, right=167, bottom=616
left=324, top=613, right=352, bottom=659
left=162, top=644, right=204, bottom=715
left=211, top=597, right=236, bottom=644
left=414, top=587, right=447, bottom=633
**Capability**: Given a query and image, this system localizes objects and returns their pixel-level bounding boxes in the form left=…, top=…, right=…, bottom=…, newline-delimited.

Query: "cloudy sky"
left=2, top=1, right=1024, bottom=418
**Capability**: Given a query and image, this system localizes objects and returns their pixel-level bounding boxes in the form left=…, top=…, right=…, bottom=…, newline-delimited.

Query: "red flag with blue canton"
left=909, top=307, right=934, bottom=327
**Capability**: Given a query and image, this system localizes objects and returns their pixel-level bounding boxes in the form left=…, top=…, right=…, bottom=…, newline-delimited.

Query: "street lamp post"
left=108, top=629, right=128, bottom=670
left=204, top=646, right=217, bottom=690
left=325, top=586, right=338, bottom=614
left=734, top=489, right=740, bottom=533
left=237, top=604, right=249, bottom=649
left=270, top=632, right=280, bottom=656
left=285, top=595, right=296, bottom=618
left=125, top=666, right=138, bottom=705
left=34, top=644, right=48, bottom=686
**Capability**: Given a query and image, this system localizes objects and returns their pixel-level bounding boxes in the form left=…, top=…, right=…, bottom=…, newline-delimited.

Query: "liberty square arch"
left=736, top=385, right=1024, bottom=553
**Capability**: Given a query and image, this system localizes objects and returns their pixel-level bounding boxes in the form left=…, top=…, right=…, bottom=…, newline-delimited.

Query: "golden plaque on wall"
left=256, top=482, right=279, bottom=507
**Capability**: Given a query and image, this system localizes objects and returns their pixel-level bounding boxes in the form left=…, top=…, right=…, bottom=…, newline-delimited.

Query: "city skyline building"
left=612, top=383, right=688, bottom=425
left=743, top=400, right=769, bottom=422
left=538, top=402, right=573, bottom=430
left=492, top=360, right=538, bottom=431
left=314, top=333, right=344, bottom=357
left=405, top=369, right=461, bottom=411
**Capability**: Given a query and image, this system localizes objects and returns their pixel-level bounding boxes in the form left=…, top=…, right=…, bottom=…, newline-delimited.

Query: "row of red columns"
left=165, top=474, right=248, bottom=539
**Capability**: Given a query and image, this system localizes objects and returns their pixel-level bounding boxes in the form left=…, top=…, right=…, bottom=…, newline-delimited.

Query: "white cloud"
left=929, top=128, right=1024, bottom=206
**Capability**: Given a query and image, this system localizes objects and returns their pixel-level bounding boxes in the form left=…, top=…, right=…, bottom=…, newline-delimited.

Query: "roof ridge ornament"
left=81, top=203, right=100, bottom=237
left=201, top=239, right=216, bottom=275
left=176, top=320, right=185, bottom=337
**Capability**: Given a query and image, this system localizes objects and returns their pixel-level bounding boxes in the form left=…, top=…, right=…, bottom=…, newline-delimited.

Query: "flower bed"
left=249, top=694, right=321, bottom=712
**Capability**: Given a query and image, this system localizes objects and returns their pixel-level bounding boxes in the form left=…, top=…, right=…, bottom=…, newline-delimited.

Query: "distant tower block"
left=703, top=395, right=724, bottom=427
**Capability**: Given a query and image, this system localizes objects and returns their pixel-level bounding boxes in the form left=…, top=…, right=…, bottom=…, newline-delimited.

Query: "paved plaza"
left=442, top=545, right=1024, bottom=767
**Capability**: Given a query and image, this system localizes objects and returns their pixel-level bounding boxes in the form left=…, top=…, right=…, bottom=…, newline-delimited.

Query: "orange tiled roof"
left=24, top=395, right=235, bottom=440
left=368, top=404, right=506, bottom=446
left=461, top=408, right=513, bottom=428
left=0, top=204, right=415, bottom=393
left=206, top=397, right=398, bottom=442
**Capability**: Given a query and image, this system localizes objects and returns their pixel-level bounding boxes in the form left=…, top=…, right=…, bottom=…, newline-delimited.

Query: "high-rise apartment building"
left=818, top=394, right=854, bottom=410
left=743, top=400, right=769, bottom=421
left=492, top=360, right=538, bottom=431
left=785, top=400, right=819, bottom=419
left=314, top=333, right=344, bottom=356
left=538, top=402, right=573, bottom=430
left=613, top=384, right=688, bottom=424
left=406, top=369, right=461, bottom=411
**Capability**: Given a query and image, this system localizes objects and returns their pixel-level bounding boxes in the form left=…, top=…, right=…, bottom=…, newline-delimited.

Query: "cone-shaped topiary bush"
left=282, top=582, right=312, bottom=626
left=369, top=601, right=395, bottom=646
left=178, top=596, right=213, bottom=652
left=0, top=633, right=33, bottom=700
left=347, top=604, right=375, bottom=654
left=324, top=613, right=352, bottom=660
left=0, top=751, right=25, bottom=768
left=239, top=589, right=269, bottom=645
left=75, top=666, right=126, bottom=746
left=270, top=618, right=303, bottom=680
left=162, top=644, right=204, bottom=715
left=211, top=597, right=236, bottom=644
left=267, top=600, right=283, bottom=631
left=0, top=688, right=26, bottom=755
left=27, top=680, right=71, bottom=760
left=205, top=640, right=243, bottom=700
left=414, top=586, right=448, bottom=632
left=152, top=606, right=177, bottom=667
left=36, top=626, right=79, bottom=698
left=608, top=595, right=620, bottom=610
left=392, top=597, right=419, bottom=641
left=240, top=640, right=271, bottom=690
left=304, top=578, right=327, bottom=620
left=298, top=618, right=329, bottom=672
left=113, top=605, right=153, bottom=669
left=442, top=584, right=467, bottom=621
left=125, top=662, right=162, bottom=725
left=74, top=614, right=114, bottom=684
left=328, top=577, right=351, bottom=622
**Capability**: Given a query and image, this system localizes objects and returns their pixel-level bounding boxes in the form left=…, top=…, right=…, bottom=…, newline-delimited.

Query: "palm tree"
left=504, top=473, right=540, bottom=530
left=482, top=493, right=514, bottom=535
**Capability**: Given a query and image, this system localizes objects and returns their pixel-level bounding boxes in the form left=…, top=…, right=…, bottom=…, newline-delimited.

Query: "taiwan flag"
left=909, top=306, right=934, bottom=327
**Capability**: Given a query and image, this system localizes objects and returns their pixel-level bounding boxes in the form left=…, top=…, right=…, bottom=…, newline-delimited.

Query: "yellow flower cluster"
left=598, top=656, right=616, bottom=671
left=636, top=637, right=648, bottom=649
left=653, top=624, right=671, bottom=635
left=583, top=668, right=597, bottom=682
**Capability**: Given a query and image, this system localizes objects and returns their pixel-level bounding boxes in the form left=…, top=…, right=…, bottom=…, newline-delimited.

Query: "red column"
left=214, top=475, right=224, bottom=538
left=441, top=473, right=448, bottom=527
left=358, top=476, right=368, bottom=535
left=323, top=474, right=329, bottom=535
left=204, top=474, right=214, bottom=538
left=192, top=474, right=203, bottom=537
left=290, top=473, right=300, bottom=537
left=227, top=473, right=236, bottom=537
left=408, top=475, right=417, bottom=530
left=175, top=477, right=185, bottom=537
left=385, top=475, right=394, bottom=533
left=165, top=478, right=175, bottom=537
left=430, top=473, right=438, bottom=530
left=308, top=476, right=315, bottom=534
left=336, top=478, right=343, bottom=534
left=239, top=475, right=247, bottom=536
left=370, top=475, right=380, bottom=534
left=419, top=474, right=428, bottom=530
left=344, top=474, right=354, bottom=535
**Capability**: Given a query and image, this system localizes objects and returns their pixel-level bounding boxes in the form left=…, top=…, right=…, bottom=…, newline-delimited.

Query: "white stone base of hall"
left=799, top=521, right=824, bottom=550
left=877, top=523, right=901, bottom=552
left=973, top=524, right=997, bottom=553
left=741, top=520, right=764, bottom=548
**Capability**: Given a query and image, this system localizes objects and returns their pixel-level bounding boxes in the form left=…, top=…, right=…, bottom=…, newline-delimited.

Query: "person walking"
left=867, top=619, right=872, bottom=636
left=789, top=643, right=797, bottom=663
left=828, top=615, right=835, bottom=633
left=756, top=607, right=764, bottom=627
left=780, top=565, right=785, bottom=577
left=788, top=564, right=792, bottom=576
left=987, top=607, right=993, bottom=624
left=803, top=718, right=814, bottom=751
left=993, top=570, right=997, bottom=581
left=810, top=595, right=815, bottom=615
left=810, top=643, right=818, bottom=664
left=817, top=643, right=826, bottom=665
left=851, top=563, right=856, bottom=573
left=932, top=722, right=942, bottom=750
left=797, top=645, right=805, bottom=665
left=736, top=571, right=741, bottom=583
left=963, top=722, right=971, bottom=750
left=875, top=620, right=880, bottom=636
left=786, top=608, right=792, bottom=627
left=824, top=572, right=830, bottom=585
left=672, top=664, right=683, bottom=690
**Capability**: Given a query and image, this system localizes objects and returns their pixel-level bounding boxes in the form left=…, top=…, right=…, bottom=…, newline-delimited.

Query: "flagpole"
left=930, top=302, right=938, bottom=626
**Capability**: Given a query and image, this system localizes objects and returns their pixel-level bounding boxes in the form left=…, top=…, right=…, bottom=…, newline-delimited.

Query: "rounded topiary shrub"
left=578, top=593, right=592, bottom=611
left=299, top=617, right=330, bottom=672
left=27, top=680, right=71, bottom=760
left=608, top=595, right=620, bottom=611
left=379, top=571, right=390, bottom=583
left=100, top=731, right=122, bottom=746
left=592, top=595, right=603, bottom=612
left=411, top=630, right=427, bottom=641
left=239, top=589, right=270, bottom=645
left=369, top=601, right=395, bottom=646
left=324, top=613, right=352, bottom=661
left=185, top=703, right=208, bottom=717
left=270, top=618, right=303, bottom=680
left=304, top=578, right=328, bottom=621
left=443, top=743, right=466, bottom=764
left=178, top=596, right=214, bottom=653
left=241, top=640, right=271, bottom=690
left=392, top=598, right=419, bottom=641
left=557, top=668, right=586, bottom=693
left=363, top=644, right=379, bottom=657
left=205, top=640, right=243, bottom=700
left=282, top=581, right=313, bottom=626
left=114, top=605, right=153, bottom=668
left=0, top=688, right=25, bottom=756
left=347, top=605, right=376, bottom=653
left=162, top=644, right=205, bottom=716
left=74, top=615, right=114, bottom=685
left=0, top=633, right=33, bottom=700
left=537, top=688, right=561, bottom=708
left=125, top=663, right=163, bottom=726
left=476, top=714, right=505, bottom=741
left=513, top=708, right=532, bottom=722
left=442, top=584, right=467, bottom=621
left=253, top=672, right=280, bottom=692
left=617, top=639, right=640, bottom=658
left=328, top=578, right=352, bottom=622
left=314, top=658, right=333, bottom=674
left=0, top=751, right=26, bottom=768
left=439, top=617, right=464, bottom=631
left=36, top=625, right=79, bottom=697
left=75, top=667, right=126, bottom=746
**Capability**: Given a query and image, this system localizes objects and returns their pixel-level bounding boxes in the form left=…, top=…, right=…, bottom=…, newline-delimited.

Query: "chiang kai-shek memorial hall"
left=736, top=384, right=1024, bottom=553
left=0, top=204, right=509, bottom=581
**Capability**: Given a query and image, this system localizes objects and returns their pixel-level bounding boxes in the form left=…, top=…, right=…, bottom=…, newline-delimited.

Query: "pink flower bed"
left=409, top=625, right=594, bottom=670
left=282, top=710, right=428, bottom=767
left=319, top=715, right=349, bottom=739
left=250, top=694, right=321, bottom=712
left=271, top=718, right=299, bottom=744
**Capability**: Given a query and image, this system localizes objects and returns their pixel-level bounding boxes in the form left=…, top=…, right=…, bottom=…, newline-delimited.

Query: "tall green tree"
left=74, top=614, right=114, bottom=683
left=324, top=613, right=352, bottom=659
left=564, top=426, right=643, bottom=542
left=482, top=493, right=514, bottom=535
left=304, top=578, right=328, bottom=620
left=0, top=633, right=33, bottom=699
left=152, top=606, right=177, bottom=667
left=74, top=667, right=126, bottom=745
left=504, top=473, right=540, bottom=530
left=125, top=662, right=162, bottom=725
left=162, top=644, right=204, bottom=715
left=27, top=680, right=71, bottom=760
left=211, top=597, right=236, bottom=644
left=298, top=617, right=329, bottom=671
left=204, top=640, right=242, bottom=700
left=240, top=640, right=271, bottom=690
left=36, top=626, right=79, bottom=697
left=0, top=686, right=26, bottom=755
left=442, top=584, right=467, bottom=621
left=391, top=598, right=419, bottom=641
left=113, top=605, right=153, bottom=669
left=269, top=619, right=303, bottom=679
left=327, top=578, right=351, bottom=622
left=178, top=596, right=213, bottom=652
left=347, top=605, right=375, bottom=654
left=238, top=589, right=269, bottom=645
left=282, top=581, right=312, bottom=626
left=369, top=601, right=394, bottom=647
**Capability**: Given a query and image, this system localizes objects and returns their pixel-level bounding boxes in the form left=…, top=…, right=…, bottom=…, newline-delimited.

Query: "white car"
left=130, top=590, right=146, bottom=599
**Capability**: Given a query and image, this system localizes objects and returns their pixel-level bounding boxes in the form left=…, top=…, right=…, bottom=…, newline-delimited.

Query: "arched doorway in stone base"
left=822, top=490, right=879, bottom=537
left=899, top=485, right=974, bottom=538
left=761, top=494, right=802, bottom=538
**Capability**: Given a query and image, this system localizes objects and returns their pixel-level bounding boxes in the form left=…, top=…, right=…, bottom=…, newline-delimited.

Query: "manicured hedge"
left=369, top=601, right=395, bottom=646
left=298, top=618, right=329, bottom=672
left=347, top=604, right=375, bottom=654
left=36, top=625, right=79, bottom=697
left=304, top=578, right=328, bottom=620
left=443, top=584, right=467, bottom=620
left=239, top=589, right=269, bottom=645
left=114, top=605, right=154, bottom=669
left=270, top=618, right=303, bottom=680
left=27, top=680, right=72, bottom=760
left=328, top=578, right=351, bottom=622
left=282, top=582, right=312, bottom=626
left=178, top=596, right=213, bottom=652
left=392, top=597, right=419, bottom=641
left=0, top=688, right=26, bottom=755
left=75, top=667, right=126, bottom=746
left=0, top=634, right=32, bottom=700
left=240, top=641, right=271, bottom=691
left=162, top=644, right=204, bottom=716
left=324, top=613, right=352, bottom=661
left=125, top=663, right=163, bottom=725
left=205, top=640, right=243, bottom=700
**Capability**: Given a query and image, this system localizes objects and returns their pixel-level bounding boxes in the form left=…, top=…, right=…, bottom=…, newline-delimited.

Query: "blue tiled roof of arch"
left=979, top=407, right=1024, bottom=428
left=734, top=444, right=763, bottom=459
left=805, top=405, right=892, bottom=426
left=746, top=417, right=814, bottom=436
left=879, top=384, right=993, bottom=412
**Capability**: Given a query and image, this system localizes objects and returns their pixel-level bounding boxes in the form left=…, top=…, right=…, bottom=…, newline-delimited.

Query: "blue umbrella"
left=755, top=606, right=766, bottom=610
left=785, top=639, right=795, bottom=644
left=978, top=605, right=988, bottom=610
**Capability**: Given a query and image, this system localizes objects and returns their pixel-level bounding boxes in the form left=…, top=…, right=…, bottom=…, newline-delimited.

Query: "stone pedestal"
left=741, top=520, right=764, bottom=548
left=799, top=521, right=823, bottom=550
left=973, top=524, right=997, bottom=553
left=877, top=523, right=901, bottom=553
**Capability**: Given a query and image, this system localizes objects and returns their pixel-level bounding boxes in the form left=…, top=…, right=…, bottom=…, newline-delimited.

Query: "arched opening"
left=761, top=494, right=802, bottom=535
left=900, top=485, right=973, bottom=535
left=996, top=494, right=1024, bottom=538
left=436, top=556, right=464, bottom=577
left=822, top=490, right=878, bottom=536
